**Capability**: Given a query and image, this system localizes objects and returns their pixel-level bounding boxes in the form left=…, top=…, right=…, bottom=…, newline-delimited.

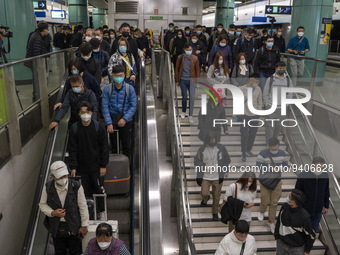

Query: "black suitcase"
left=104, top=130, right=130, bottom=195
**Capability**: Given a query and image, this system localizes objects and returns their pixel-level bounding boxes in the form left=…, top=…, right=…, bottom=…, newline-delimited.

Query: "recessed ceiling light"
left=235, top=1, right=242, bottom=3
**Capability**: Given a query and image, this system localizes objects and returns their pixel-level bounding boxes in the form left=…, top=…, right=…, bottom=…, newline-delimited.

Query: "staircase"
left=175, top=94, right=327, bottom=255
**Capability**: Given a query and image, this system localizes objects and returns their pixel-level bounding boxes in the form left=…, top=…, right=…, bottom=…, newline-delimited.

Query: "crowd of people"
left=24, top=20, right=326, bottom=255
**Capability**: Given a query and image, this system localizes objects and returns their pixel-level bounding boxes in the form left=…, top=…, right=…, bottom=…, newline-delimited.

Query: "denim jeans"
left=310, top=212, right=322, bottom=232
left=180, top=79, right=196, bottom=116
left=259, top=72, right=272, bottom=92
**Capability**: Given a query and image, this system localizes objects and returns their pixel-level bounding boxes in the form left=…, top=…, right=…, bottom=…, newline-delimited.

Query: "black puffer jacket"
left=26, top=31, right=49, bottom=58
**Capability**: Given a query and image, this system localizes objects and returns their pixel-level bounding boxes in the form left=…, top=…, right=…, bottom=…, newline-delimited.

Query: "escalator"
left=21, top=58, right=164, bottom=255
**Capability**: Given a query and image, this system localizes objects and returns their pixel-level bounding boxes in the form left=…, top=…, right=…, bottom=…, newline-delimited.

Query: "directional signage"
left=265, top=5, right=292, bottom=15
left=252, top=17, right=267, bottom=23
left=33, top=1, right=47, bottom=10
left=150, top=16, right=163, bottom=20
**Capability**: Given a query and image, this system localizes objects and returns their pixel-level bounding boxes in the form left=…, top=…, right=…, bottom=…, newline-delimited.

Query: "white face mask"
left=93, top=48, right=100, bottom=53
left=56, top=178, right=68, bottom=186
left=96, top=35, right=102, bottom=40
left=286, top=195, right=290, bottom=204
left=81, top=113, right=92, bottom=122
left=277, top=32, right=282, bottom=36
left=191, top=39, right=198, bottom=43
left=298, top=32, right=304, bottom=37
left=85, top=36, right=92, bottom=42
left=217, top=28, right=223, bottom=32
left=110, top=35, right=115, bottom=39
left=98, top=242, right=111, bottom=250
left=81, top=55, right=91, bottom=61
left=239, top=59, right=246, bottom=65
left=218, top=60, right=223, bottom=65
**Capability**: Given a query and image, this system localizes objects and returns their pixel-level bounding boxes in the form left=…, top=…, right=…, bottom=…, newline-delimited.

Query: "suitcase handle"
left=108, top=129, right=120, bottom=153
left=93, top=194, right=108, bottom=223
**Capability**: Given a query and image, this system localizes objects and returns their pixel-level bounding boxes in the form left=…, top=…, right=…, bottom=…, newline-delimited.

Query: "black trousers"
left=53, top=224, right=81, bottom=255
left=110, top=121, right=133, bottom=160
left=240, top=115, right=259, bottom=153
left=78, top=172, right=105, bottom=212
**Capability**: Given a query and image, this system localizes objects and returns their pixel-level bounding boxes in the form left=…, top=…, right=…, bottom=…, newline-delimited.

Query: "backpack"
left=268, top=75, right=290, bottom=93
left=240, top=36, right=257, bottom=53
left=72, top=120, right=100, bottom=135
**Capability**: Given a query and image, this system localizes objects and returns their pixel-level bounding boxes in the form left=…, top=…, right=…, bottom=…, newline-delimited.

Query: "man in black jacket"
left=233, top=28, right=259, bottom=65
left=71, top=25, right=84, bottom=47
left=295, top=156, right=330, bottom=232
left=275, top=189, right=316, bottom=255
left=134, top=28, right=149, bottom=55
left=68, top=101, right=109, bottom=221
left=195, top=132, right=231, bottom=221
left=253, top=35, right=280, bottom=91
left=78, top=42, right=102, bottom=83
left=26, top=22, right=50, bottom=58
left=164, top=23, right=176, bottom=52
left=274, top=28, right=286, bottom=53
left=95, top=28, right=111, bottom=55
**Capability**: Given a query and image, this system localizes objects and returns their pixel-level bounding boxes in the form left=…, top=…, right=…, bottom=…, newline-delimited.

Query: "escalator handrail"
left=161, top=49, right=196, bottom=253
left=21, top=60, right=71, bottom=255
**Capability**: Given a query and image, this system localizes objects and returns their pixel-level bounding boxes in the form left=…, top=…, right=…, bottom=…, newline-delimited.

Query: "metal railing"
left=153, top=48, right=196, bottom=254
left=0, top=48, right=76, bottom=168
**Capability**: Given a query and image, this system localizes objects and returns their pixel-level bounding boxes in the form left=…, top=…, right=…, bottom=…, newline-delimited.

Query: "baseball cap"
left=50, top=161, right=69, bottom=179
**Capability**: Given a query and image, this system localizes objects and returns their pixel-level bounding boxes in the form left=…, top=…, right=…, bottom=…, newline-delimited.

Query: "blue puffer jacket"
left=102, top=82, right=137, bottom=124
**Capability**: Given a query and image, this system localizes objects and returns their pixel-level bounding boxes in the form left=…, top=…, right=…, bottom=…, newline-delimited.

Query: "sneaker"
left=97, top=211, right=106, bottom=221
left=212, top=214, right=219, bottom=221
left=181, top=112, right=186, bottom=119
left=189, top=116, right=195, bottom=124
left=257, top=212, right=264, bottom=221
left=241, top=152, right=246, bottom=162
left=268, top=222, right=275, bottom=234
left=246, top=151, right=254, bottom=157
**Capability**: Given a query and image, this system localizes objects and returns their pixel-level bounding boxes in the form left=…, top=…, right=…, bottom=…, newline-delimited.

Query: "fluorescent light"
left=235, top=1, right=242, bottom=3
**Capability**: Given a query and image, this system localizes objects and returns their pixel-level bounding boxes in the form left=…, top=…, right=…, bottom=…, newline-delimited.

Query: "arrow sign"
left=267, top=7, right=272, bottom=13
left=39, top=2, right=45, bottom=8
left=35, top=1, right=47, bottom=10
left=265, top=5, right=292, bottom=15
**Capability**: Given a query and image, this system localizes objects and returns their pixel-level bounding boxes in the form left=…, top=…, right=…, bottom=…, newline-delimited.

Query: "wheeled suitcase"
left=82, top=194, right=119, bottom=252
left=104, top=130, right=130, bottom=195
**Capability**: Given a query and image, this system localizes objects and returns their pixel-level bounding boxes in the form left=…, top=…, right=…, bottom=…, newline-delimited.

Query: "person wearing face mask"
left=175, top=43, right=201, bottom=124
left=195, top=132, right=231, bottom=221
left=207, top=23, right=224, bottom=53
left=195, top=24, right=208, bottom=47
left=274, top=28, right=286, bottom=53
left=253, top=35, right=281, bottom=91
left=231, top=53, right=254, bottom=86
left=286, top=26, right=310, bottom=85
left=102, top=65, right=137, bottom=159
left=208, top=35, right=233, bottom=69
left=260, top=29, right=268, bottom=45
left=84, top=28, right=96, bottom=43
left=103, top=29, right=110, bottom=43
left=239, top=78, right=263, bottom=162
left=56, top=59, right=101, bottom=109
left=164, top=22, right=176, bottom=52
left=39, top=161, right=89, bottom=255
left=223, top=172, right=257, bottom=231
left=233, top=28, right=259, bottom=65
left=71, top=25, right=84, bottom=47
left=275, top=189, right=316, bottom=255
left=134, top=28, right=150, bottom=58
left=68, top=101, right=109, bottom=221
left=202, top=25, right=210, bottom=41
left=111, top=23, right=139, bottom=67
left=89, top=38, right=110, bottom=88
left=49, top=74, right=98, bottom=130
left=189, top=33, right=207, bottom=70
left=94, top=28, right=111, bottom=55
left=78, top=42, right=102, bottom=83
left=215, top=220, right=257, bottom=255
left=184, top=26, right=192, bottom=41
left=256, top=137, right=288, bottom=234
left=295, top=156, right=330, bottom=232
left=226, top=24, right=236, bottom=46
left=53, top=26, right=63, bottom=49
left=84, top=223, right=131, bottom=255
left=60, top=26, right=74, bottom=49
left=107, top=29, right=116, bottom=47
left=207, top=53, right=230, bottom=106
left=108, top=38, right=137, bottom=88
left=263, top=62, right=293, bottom=143
left=170, top=29, right=187, bottom=68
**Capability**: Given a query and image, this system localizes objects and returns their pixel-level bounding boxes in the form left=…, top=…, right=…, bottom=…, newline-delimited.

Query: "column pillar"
left=215, top=0, right=234, bottom=28
left=92, top=8, right=107, bottom=28
left=289, top=0, right=333, bottom=82
left=68, top=0, right=89, bottom=27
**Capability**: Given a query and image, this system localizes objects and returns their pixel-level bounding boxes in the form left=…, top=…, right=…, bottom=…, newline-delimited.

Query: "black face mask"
left=208, top=141, right=217, bottom=147
left=122, top=31, right=130, bottom=38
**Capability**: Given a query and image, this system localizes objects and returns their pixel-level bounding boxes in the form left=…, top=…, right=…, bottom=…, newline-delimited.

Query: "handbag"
left=259, top=153, right=281, bottom=190
left=220, top=183, right=238, bottom=224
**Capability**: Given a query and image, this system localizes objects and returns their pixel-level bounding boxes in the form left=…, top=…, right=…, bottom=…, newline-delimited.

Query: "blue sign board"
left=34, top=11, right=46, bottom=18
left=252, top=17, right=267, bottom=23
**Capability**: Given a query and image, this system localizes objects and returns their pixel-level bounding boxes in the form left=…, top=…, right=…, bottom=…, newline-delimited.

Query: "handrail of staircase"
left=161, top=49, right=197, bottom=254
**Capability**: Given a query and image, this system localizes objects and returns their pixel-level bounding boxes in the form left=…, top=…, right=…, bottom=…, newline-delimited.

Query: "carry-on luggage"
left=82, top=194, right=119, bottom=252
left=104, top=130, right=130, bottom=195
